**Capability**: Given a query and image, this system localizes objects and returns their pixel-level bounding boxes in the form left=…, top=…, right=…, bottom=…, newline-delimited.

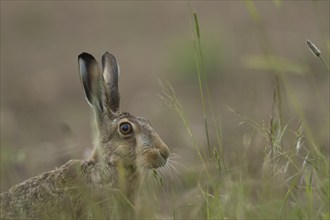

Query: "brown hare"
left=0, top=52, right=170, bottom=219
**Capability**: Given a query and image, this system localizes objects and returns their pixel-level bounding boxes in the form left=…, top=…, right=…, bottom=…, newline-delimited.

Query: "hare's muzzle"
left=160, top=147, right=169, bottom=161
left=141, top=138, right=170, bottom=169
left=153, top=142, right=169, bottom=168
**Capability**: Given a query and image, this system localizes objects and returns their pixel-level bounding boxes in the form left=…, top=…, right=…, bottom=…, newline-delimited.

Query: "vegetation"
left=1, top=1, right=329, bottom=219
left=153, top=2, right=329, bottom=219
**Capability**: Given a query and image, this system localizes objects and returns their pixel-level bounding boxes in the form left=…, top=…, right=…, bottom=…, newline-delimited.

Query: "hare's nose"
left=160, top=147, right=169, bottom=161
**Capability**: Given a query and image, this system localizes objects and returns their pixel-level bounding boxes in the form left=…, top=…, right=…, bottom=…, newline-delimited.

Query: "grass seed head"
left=307, top=40, right=321, bottom=57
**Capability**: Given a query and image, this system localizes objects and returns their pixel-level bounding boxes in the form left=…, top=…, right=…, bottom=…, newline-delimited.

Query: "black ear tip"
left=78, top=52, right=95, bottom=62
left=102, top=51, right=117, bottom=64
left=103, top=51, right=113, bottom=56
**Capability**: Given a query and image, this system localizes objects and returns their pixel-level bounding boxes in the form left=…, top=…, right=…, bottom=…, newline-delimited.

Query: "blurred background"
left=1, top=0, right=329, bottom=199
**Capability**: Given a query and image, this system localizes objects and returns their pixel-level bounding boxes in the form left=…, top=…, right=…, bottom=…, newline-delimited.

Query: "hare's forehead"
left=111, top=113, right=151, bottom=127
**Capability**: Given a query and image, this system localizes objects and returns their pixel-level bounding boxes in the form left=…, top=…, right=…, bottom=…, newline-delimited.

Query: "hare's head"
left=78, top=52, right=169, bottom=170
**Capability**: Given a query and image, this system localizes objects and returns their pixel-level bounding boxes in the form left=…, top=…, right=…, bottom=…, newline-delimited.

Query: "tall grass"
left=157, top=2, right=329, bottom=219
left=1, top=2, right=328, bottom=219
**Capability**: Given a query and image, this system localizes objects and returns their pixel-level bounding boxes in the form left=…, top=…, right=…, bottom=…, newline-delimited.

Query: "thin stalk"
left=189, top=4, right=226, bottom=170
left=246, top=0, right=283, bottom=152
left=318, top=56, right=330, bottom=71
left=279, top=74, right=323, bottom=158
left=159, top=81, right=210, bottom=178
left=188, top=5, right=211, bottom=158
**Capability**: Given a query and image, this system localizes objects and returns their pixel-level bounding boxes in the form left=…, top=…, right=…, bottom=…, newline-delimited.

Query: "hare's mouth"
left=142, top=149, right=168, bottom=169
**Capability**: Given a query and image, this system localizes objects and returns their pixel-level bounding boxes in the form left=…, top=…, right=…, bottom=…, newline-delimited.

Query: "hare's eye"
left=119, top=122, right=133, bottom=135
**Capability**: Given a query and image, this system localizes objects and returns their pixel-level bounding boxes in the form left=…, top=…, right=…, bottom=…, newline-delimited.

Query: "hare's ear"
left=102, top=52, right=120, bottom=113
left=78, top=52, right=104, bottom=114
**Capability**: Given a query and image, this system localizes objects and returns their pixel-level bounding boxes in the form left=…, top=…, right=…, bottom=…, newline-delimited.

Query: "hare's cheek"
left=138, top=135, right=151, bottom=148
left=144, top=151, right=157, bottom=163
left=143, top=150, right=165, bottom=169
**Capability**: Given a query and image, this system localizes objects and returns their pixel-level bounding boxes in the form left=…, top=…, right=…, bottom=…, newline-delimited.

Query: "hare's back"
left=0, top=160, right=86, bottom=218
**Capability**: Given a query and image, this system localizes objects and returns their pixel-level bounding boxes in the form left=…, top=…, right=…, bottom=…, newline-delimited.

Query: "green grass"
left=1, top=1, right=329, bottom=219
left=156, top=2, right=329, bottom=219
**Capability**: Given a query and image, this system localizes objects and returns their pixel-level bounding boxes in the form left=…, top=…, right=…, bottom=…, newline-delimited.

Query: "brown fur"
left=0, top=52, right=170, bottom=219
